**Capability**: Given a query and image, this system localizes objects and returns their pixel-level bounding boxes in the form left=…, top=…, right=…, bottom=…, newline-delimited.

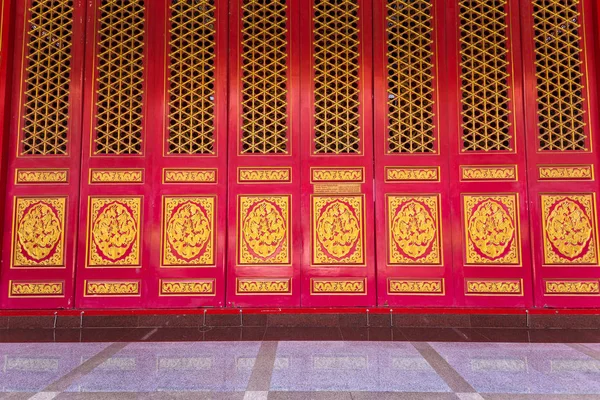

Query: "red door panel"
left=300, top=0, right=376, bottom=306
left=521, top=0, right=600, bottom=307
left=445, top=0, right=533, bottom=307
left=0, top=0, right=86, bottom=309
left=374, top=0, right=454, bottom=307
left=227, top=0, right=301, bottom=307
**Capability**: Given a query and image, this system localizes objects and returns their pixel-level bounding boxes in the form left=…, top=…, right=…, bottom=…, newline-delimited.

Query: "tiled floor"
left=0, top=330, right=598, bottom=399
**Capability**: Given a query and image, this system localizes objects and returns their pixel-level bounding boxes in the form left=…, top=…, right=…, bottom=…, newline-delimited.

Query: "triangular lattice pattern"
left=241, top=0, right=288, bottom=154
left=168, top=0, right=216, bottom=155
left=460, top=0, right=512, bottom=152
left=95, top=0, right=145, bottom=155
left=386, top=0, right=435, bottom=153
left=534, top=0, right=586, bottom=151
left=22, top=0, right=73, bottom=156
left=313, top=0, right=361, bottom=154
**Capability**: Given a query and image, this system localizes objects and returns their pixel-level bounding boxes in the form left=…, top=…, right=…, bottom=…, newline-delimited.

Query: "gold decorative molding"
left=311, top=279, right=366, bottom=294
left=236, top=278, right=291, bottom=294
left=388, top=279, right=444, bottom=295
left=16, top=169, right=68, bottom=184
left=545, top=280, right=600, bottom=295
left=311, top=168, right=364, bottom=183
left=84, top=280, right=140, bottom=296
left=90, top=169, right=143, bottom=184
left=385, top=167, right=439, bottom=182
left=160, top=279, right=215, bottom=296
left=465, top=279, right=523, bottom=295
left=461, top=166, right=517, bottom=181
left=239, top=168, right=291, bottom=183
left=538, top=165, right=594, bottom=181
left=9, top=281, right=64, bottom=298
left=163, top=168, right=217, bottom=184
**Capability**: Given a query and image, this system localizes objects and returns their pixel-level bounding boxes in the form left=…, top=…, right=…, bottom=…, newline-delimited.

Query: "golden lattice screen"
left=240, top=0, right=288, bottom=154
left=168, top=0, right=216, bottom=155
left=533, top=0, right=586, bottom=151
left=94, top=0, right=145, bottom=155
left=386, top=0, right=435, bottom=154
left=21, top=0, right=73, bottom=156
left=460, top=0, right=512, bottom=152
left=313, top=0, right=361, bottom=154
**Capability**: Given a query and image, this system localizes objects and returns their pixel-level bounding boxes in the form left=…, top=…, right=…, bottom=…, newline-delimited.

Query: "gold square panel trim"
left=465, top=279, right=523, bottom=296
left=236, top=278, right=291, bottom=294
left=15, top=169, right=68, bottom=185
left=311, top=278, right=366, bottom=295
left=388, top=279, right=445, bottom=295
left=160, top=279, right=215, bottom=296
left=545, top=280, right=600, bottom=295
left=84, top=280, right=140, bottom=297
left=9, top=281, right=64, bottom=298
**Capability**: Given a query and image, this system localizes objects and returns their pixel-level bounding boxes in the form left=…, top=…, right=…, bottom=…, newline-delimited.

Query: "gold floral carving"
left=545, top=280, right=600, bottom=295
left=163, top=169, right=217, bottom=183
left=463, top=194, right=520, bottom=265
left=85, top=281, right=140, bottom=296
left=237, top=279, right=290, bottom=294
left=312, top=196, right=364, bottom=265
left=311, top=168, right=363, bottom=182
left=16, top=170, right=68, bottom=184
left=163, top=197, right=214, bottom=266
left=312, top=279, right=366, bottom=294
left=13, top=197, right=66, bottom=267
left=239, top=168, right=291, bottom=182
left=388, top=195, right=441, bottom=265
left=388, top=279, right=444, bottom=294
left=385, top=167, right=439, bottom=182
left=160, top=280, right=215, bottom=296
left=461, top=166, right=517, bottom=181
left=539, top=165, right=594, bottom=181
left=9, top=281, right=64, bottom=297
left=239, top=196, right=289, bottom=264
left=90, top=169, right=143, bottom=183
left=541, top=194, right=598, bottom=265
left=466, top=280, right=522, bottom=295
left=88, top=197, right=141, bottom=267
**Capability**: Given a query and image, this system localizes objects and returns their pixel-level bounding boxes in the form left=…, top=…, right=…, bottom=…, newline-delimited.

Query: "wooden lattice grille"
left=533, top=0, right=586, bottom=151
left=21, top=0, right=73, bottom=156
left=240, top=0, right=288, bottom=154
left=313, top=0, right=361, bottom=154
left=460, top=0, right=512, bottom=152
left=386, top=0, right=435, bottom=154
left=168, top=0, right=216, bottom=155
left=94, top=0, right=145, bottom=155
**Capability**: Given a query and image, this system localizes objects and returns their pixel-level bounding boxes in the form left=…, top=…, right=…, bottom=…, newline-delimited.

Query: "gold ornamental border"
left=538, top=165, right=595, bottom=181
left=310, top=167, right=365, bottom=183
left=235, top=278, right=293, bottom=295
left=84, top=280, right=141, bottom=297
left=162, top=168, right=218, bottom=184
left=89, top=168, right=144, bottom=184
left=8, top=280, right=64, bottom=298
left=464, top=278, right=524, bottom=296
left=159, top=279, right=216, bottom=297
left=460, top=165, right=518, bottom=182
left=387, top=278, right=445, bottom=296
left=15, top=169, right=69, bottom=185
left=310, top=278, right=367, bottom=295
left=384, top=166, right=440, bottom=183
left=237, top=167, right=292, bottom=184
left=544, top=279, right=600, bottom=296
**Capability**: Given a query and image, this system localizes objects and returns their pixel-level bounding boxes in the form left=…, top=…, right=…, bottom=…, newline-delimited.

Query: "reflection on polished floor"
left=1, top=333, right=600, bottom=399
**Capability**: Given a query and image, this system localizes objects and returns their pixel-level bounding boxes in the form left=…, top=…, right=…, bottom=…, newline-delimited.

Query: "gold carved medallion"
left=312, top=196, right=364, bottom=265
left=541, top=194, right=598, bottom=265
left=87, top=197, right=141, bottom=267
left=13, top=197, right=66, bottom=267
left=163, top=197, right=214, bottom=266
left=388, top=195, right=441, bottom=265
left=463, top=194, right=520, bottom=265
left=238, top=196, right=289, bottom=265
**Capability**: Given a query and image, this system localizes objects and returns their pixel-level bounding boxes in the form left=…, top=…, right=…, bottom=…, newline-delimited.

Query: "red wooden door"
left=227, top=0, right=301, bottom=307
left=521, top=0, right=600, bottom=307
left=0, top=0, right=86, bottom=308
left=445, top=0, right=533, bottom=307
left=300, top=0, right=376, bottom=306
left=374, top=0, right=454, bottom=306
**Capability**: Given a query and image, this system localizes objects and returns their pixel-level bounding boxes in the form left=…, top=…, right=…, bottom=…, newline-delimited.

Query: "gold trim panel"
left=15, top=169, right=68, bottom=184
left=388, top=279, right=444, bottom=295
left=385, top=167, right=440, bottom=183
left=160, top=279, right=215, bottom=296
left=9, top=281, right=64, bottom=298
left=90, top=169, right=144, bottom=184
left=163, top=168, right=217, bottom=184
left=538, top=165, right=594, bottom=181
left=465, top=279, right=523, bottom=296
left=545, top=280, right=600, bottom=295
left=311, top=278, right=366, bottom=295
left=311, top=168, right=364, bottom=183
left=460, top=166, right=517, bottom=181
left=84, top=280, right=140, bottom=297
left=238, top=168, right=291, bottom=183
left=236, top=278, right=291, bottom=295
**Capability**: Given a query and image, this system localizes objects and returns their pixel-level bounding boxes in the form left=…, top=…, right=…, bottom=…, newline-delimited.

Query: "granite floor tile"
left=338, top=327, right=396, bottom=341
left=263, top=328, right=342, bottom=341
left=474, top=329, right=531, bottom=343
